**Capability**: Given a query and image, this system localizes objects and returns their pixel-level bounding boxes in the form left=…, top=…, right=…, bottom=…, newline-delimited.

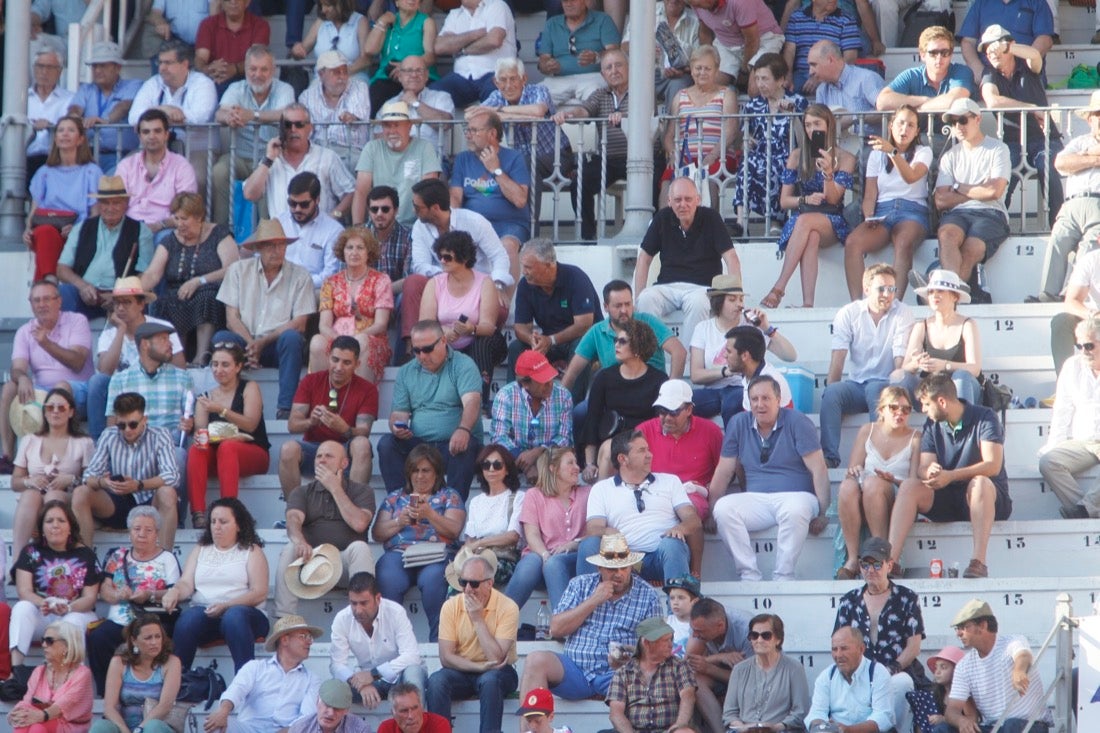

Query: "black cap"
left=134, top=321, right=175, bottom=342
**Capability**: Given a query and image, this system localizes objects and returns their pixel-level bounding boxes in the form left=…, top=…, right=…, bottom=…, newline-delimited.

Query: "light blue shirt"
left=70, top=79, right=143, bottom=153
left=815, top=63, right=885, bottom=133
left=222, top=655, right=320, bottom=733
left=59, top=217, right=155, bottom=289
left=806, top=657, right=894, bottom=731
left=150, top=0, right=209, bottom=44
left=218, top=78, right=297, bottom=159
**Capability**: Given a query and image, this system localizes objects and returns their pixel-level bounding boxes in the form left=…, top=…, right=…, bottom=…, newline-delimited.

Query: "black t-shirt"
left=640, top=207, right=733, bottom=286
left=980, top=62, right=1055, bottom=141
left=14, top=544, right=103, bottom=599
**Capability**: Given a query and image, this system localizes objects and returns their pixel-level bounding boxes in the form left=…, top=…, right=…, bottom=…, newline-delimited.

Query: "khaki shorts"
left=712, top=31, right=786, bottom=78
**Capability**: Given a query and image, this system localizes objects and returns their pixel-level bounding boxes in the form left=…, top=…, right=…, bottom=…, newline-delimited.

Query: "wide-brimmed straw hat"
left=107, top=276, right=157, bottom=304
left=9, top=389, right=47, bottom=439
left=586, top=532, right=644, bottom=569
left=88, top=175, right=129, bottom=199
left=263, top=614, right=323, bottom=651
left=241, top=219, right=298, bottom=253
left=705, top=273, right=746, bottom=297
left=1076, top=90, right=1100, bottom=120
left=444, top=546, right=499, bottom=592
left=284, top=544, right=343, bottom=599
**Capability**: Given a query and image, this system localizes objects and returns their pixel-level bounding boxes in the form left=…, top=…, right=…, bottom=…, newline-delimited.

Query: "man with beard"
left=351, top=100, right=443, bottom=228
left=211, top=44, right=296, bottom=225
left=243, top=104, right=356, bottom=221
left=278, top=172, right=344, bottom=290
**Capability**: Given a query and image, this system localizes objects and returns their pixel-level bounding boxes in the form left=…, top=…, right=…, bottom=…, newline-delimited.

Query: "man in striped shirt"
left=72, top=391, right=180, bottom=549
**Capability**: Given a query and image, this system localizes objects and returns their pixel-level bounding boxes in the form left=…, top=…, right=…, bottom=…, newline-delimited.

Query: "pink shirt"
left=694, top=0, right=781, bottom=47
left=115, top=150, right=199, bottom=225
left=432, top=270, right=488, bottom=350
left=638, top=415, right=724, bottom=487
left=16, top=663, right=94, bottom=732
left=12, top=312, right=94, bottom=385
left=517, top=483, right=591, bottom=555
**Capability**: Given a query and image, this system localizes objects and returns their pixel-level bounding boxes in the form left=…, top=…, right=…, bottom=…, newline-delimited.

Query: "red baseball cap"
left=515, top=350, right=559, bottom=383
left=515, top=687, right=554, bottom=717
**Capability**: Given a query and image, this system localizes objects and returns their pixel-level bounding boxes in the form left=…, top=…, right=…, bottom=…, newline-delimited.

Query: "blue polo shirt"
left=515, top=263, right=602, bottom=335
left=887, top=63, right=977, bottom=101
left=70, top=79, right=143, bottom=154
left=721, top=408, right=819, bottom=494
left=574, top=313, right=673, bottom=372
left=451, top=146, right=532, bottom=229
left=536, top=10, right=622, bottom=76
left=920, top=400, right=1010, bottom=497
left=958, top=0, right=1053, bottom=45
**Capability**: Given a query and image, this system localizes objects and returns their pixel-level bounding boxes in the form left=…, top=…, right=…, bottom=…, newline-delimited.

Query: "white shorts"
left=713, top=31, right=786, bottom=78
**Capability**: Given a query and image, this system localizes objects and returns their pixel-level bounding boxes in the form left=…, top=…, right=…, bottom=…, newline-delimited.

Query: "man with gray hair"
left=425, top=553, right=519, bottom=733
left=382, top=55, right=456, bottom=152
left=212, top=44, right=297, bottom=225
left=27, top=47, right=73, bottom=180
left=301, top=51, right=373, bottom=159
left=508, top=238, right=602, bottom=397
left=68, top=41, right=142, bottom=173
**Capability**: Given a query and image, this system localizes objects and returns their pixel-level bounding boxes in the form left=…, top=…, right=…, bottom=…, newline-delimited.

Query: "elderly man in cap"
left=68, top=41, right=142, bottom=173
left=204, top=615, right=323, bottom=733
left=979, top=25, right=1063, bottom=229
left=73, top=391, right=180, bottom=549
left=330, top=571, right=427, bottom=707
left=351, top=100, right=443, bottom=228
left=290, top=679, right=370, bottom=733
left=56, top=175, right=155, bottom=319
left=515, top=687, right=561, bottom=733
left=946, top=599, right=1051, bottom=733
left=211, top=44, right=296, bottom=225
left=806, top=626, right=895, bottom=733
left=379, top=683, right=452, bottom=733
left=579, top=430, right=701, bottom=583
left=608, top=616, right=697, bottom=733
left=426, top=552, right=519, bottom=733
left=520, top=533, right=662, bottom=701
left=300, top=51, right=373, bottom=160
left=1036, top=92, right=1100, bottom=306
left=275, top=440, right=376, bottom=620
left=924, top=97, right=1011, bottom=304
left=489, top=350, right=574, bottom=483
left=888, top=373, right=1011, bottom=579
left=956, top=0, right=1053, bottom=84
left=0, top=280, right=93, bottom=473
left=215, top=219, right=317, bottom=419
left=819, top=263, right=913, bottom=469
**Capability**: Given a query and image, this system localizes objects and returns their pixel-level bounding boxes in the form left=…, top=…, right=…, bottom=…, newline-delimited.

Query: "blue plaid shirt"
left=83, top=425, right=180, bottom=501
left=558, top=573, right=661, bottom=682
left=489, top=381, right=573, bottom=453
left=369, top=220, right=413, bottom=284
left=483, top=84, right=573, bottom=161
left=105, top=365, right=194, bottom=431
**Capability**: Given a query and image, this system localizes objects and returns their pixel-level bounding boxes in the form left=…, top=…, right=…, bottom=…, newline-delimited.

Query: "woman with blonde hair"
left=8, top=620, right=94, bottom=732
left=761, top=104, right=856, bottom=308
left=504, top=447, right=590, bottom=610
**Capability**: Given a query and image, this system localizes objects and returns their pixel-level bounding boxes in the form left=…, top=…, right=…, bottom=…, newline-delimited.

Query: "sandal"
left=191, top=511, right=207, bottom=530
left=760, top=287, right=784, bottom=309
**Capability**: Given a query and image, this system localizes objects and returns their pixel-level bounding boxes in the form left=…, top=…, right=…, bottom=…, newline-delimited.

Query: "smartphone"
left=110, top=474, right=124, bottom=482
left=809, top=130, right=827, bottom=156
left=458, top=314, right=469, bottom=324
left=279, top=120, right=289, bottom=148
left=866, top=215, right=886, bottom=223
left=31, top=697, right=49, bottom=709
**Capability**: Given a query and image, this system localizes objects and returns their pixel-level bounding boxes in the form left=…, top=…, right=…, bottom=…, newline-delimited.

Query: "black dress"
left=155, top=224, right=230, bottom=336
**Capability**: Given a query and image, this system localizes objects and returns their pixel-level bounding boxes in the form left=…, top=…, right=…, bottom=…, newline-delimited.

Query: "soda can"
left=195, top=429, right=210, bottom=449
left=929, top=558, right=943, bottom=578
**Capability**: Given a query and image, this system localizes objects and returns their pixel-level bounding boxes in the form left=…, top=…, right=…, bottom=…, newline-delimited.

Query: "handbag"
left=121, top=549, right=179, bottom=633
left=797, top=200, right=845, bottom=216
left=144, top=697, right=194, bottom=733
left=30, top=208, right=78, bottom=229
left=177, top=660, right=226, bottom=711
left=402, top=542, right=448, bottom=568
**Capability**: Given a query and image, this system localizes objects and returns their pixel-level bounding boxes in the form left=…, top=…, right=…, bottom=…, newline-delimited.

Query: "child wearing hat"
left=663, top=575, right=700, bottom=658
left=515, top=687, right=572, bottom=733
left=906, top=645, right=968, bottom=733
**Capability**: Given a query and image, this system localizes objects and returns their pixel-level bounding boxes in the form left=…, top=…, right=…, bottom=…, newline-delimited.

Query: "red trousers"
left=187, top=441, right=270, bottom=512
left=31, top=225, right=65, bottom=281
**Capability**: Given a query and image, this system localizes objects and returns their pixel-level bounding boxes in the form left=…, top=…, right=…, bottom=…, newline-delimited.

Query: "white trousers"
left=713, top=491, right=820, bottom=580
left=541, top=73, right=607, bottom=106
left=636, top=283, right=710, bottom=347
left=890, top=670, right=914, bottom=733
left=9, top=600, right=97, bottom=655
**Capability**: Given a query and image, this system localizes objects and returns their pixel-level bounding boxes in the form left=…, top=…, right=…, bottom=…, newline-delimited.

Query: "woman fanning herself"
left=844, top=105, right=932, bottom=300
left=834, top=387, right=920, bottom=580
left=761, top=104, right=856, bottom=308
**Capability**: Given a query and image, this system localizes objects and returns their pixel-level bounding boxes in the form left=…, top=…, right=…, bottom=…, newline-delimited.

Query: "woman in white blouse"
left=461, top=445, right=524, bottom=586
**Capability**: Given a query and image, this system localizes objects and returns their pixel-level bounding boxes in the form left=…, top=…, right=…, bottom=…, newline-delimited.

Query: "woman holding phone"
left=761, top=104, right=856, bottom=308
left=843, top=105, right=932, bottom=300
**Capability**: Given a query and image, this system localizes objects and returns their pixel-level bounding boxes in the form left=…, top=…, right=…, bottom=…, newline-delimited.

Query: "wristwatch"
left=136, top=480, right=145, bottom=492
left=411, top=100, right=421, bottom=110
left=492, top=167, right=503, bottom=177
left=952, top=182, right=961, bottom=193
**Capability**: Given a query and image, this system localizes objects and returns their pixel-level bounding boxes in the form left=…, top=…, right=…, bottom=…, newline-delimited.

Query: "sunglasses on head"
left=1076, top=342, right=1097, bottom=352
left=369, top=205, right=392, bottom=213
left=213, top=341, right=238, bottom=350
left=410, top=337, right=442, bottom=355
left=458, top=577, right=488, bottom=589
left=286, top=197, right=314, bottom=210
left=748, top=630, right=774, bottom=641
left=481, top=459, right=505, bottom=471
left=656, top=404, right=687, bottom=418
left=119, top=419, right=143, bottom=430
left=282, top=120, right=309, bottom=129
left=860, top=559, right=885, bottom=570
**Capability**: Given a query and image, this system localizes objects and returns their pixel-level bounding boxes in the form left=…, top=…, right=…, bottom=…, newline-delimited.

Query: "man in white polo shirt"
left=429, top=0, right=517, bottom=108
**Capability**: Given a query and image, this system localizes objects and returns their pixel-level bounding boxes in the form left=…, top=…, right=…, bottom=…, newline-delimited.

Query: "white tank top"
left=192, top=544, right=263, bottom=609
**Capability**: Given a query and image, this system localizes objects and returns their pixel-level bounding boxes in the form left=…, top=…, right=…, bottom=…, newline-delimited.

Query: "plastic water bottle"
left=535, top=601, right=551, bottom=640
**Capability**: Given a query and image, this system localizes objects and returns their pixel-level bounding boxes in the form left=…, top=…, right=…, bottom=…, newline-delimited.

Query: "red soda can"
left=196, top=429, right=209, bottom=450
left=929, top=558, right=943, bottom=578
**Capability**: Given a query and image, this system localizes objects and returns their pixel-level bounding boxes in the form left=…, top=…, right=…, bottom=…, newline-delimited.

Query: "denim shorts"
left=493, top=220, right=531, bottom=243
left=874, top=198, right=930, bottom=232
left=938, top=208, right=1010, bottom=259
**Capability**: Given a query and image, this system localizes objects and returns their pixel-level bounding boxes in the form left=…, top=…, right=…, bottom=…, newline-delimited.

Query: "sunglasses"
left=411, top=337, right=442, bottom=355
left=760, top=439, right=772, bottom=465
left=481, top=459, right=505, bottom=471
left=438, top=253, right=455, bottom=263
left=213, top=341, right=238, bottom=350
left=369, top=205, right=392, bottom=213
left=41, top=636, right=60, bottom=646
left=873, top=285, right=897, bottom=294
left=925, top=48, right=952, bottom=57
left=458, top=578, right=488, bottom=589
left=860, top=559, right=885, bottom=570
left=886, top=403, right=912, bottom=414
left=1076, top=342, right=1097, bottom=352
left=286, top=197, right=314, bottom=210
left=600, top=550, right=630, bottom=560
left=946, top=115, right=973, bottom=127
left=633, top=488, right=646, bottom=513
left=44, top=403, right=70, bottom=412
left=748, top=630, right=774, bottom=641
left=282, top=120, right=309, bottom=129
left=613, top=337, right=631, bottom=346
left=568, top=34, right=578, bottom=54
left=656, top=405, right=687, bottom=418
left=119, top=420, right=143, bottom=430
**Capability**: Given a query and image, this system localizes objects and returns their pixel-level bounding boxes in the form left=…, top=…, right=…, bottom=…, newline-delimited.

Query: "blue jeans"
left=692, top=385, right=743, bottom=427
left=893, top=371, right=981, bottom=409
left=819, top=378, right=889, bottom=465
left=375, top=550, right=449, bottom=641
left=429, top=71, right=497, bottom=108
left=504, top=551, right=578, bottom=611
left=373, top=664, right=429, bottom=699
left=576, top=535, right=689, bottom=582
left=87, top=371, right=111, bottom=440
left=59, top=282, right=108, bottom=320
left=425, top=664, right=518, bottom=733
left=1007, top=136, right=1064, bottom=228
left=212, top=329, right=304, bottom=411
left=171, top=604, right=270, bottom=672
left=377, top=434, right=480, bottom=501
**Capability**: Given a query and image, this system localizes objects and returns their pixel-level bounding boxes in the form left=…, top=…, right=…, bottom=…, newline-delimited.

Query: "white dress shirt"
left=1046, top=354, right=1100, bottom=449
left=411, top=208, right=513, bottom=286
left=830, top=298, right=914, bottom=383
left=278, top=210, right=345, bottom=288
left=329, top=600, right=423, bottom=683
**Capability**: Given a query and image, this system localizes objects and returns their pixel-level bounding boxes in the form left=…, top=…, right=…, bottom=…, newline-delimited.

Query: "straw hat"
left=263, top=614, right=323, bottom=651
left=705, top=273, right=746, bottom=297
left=445, top=546, right=499, bottom=592
left=284, top=544, right=343, bottom=599
left=586, top=532, right=644, bottom=569
left=378, top=100, right=411, bottom=120
left=241, top=219, right=298, bottom=253
left=9, top=389, right=47, bottom=439
left=914, top=269, right=971, bottom=304
left=88, top=175, right=129, bottom=199
left=1076, top=90, right=1100, bottom=120
left=108, top=276, right=157, bottom=304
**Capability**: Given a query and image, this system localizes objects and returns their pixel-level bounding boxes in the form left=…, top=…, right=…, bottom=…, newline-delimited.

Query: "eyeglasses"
left=438, top=253, right=455, bottom=263
left=368, top=205, right=392, bottom=213
left=1076, top=342, right=1097, bottom=352
left=925, top=48, right=952, bottom=58
left=886, top=403, right=912, bottom=414
left=286, top=197, right=314, bottom=210
left=41, top=636, right=59, bottom=646
left=399, top=67, right=427, bottom=75
left=859, top=559, right=885, bottom=570
left=600, top=550, right=630, bottom=560
left=613, top=337, right=630, bottom=346
left=119, top=420, right=143, bottom=430
left=464, top=126, right=488, bottom=136
left=481, top=459, right=505, bottom=471
left=873, top=285, right=897, bottom=294
left=282, top=120, right=309, bottom=129
left=748, top=630, right=775, bottom=641
left=34, top=63, right=62, bottom=71
left=633, top=488, right=646, bottom=513
left=44, top=403, right=70, bottom=412
left=410, top=337, right=442, bottom=355
left=655, top=405, right=687, bottom=418
left=458, top=578, right=488, bottom=588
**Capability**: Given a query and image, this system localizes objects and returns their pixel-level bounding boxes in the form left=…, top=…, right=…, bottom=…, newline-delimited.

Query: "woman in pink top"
left=504, top=447, right=590, bottom=610
left=419, top=230, right=506, bottom=404
left=8, top=620, right=94, bottom=733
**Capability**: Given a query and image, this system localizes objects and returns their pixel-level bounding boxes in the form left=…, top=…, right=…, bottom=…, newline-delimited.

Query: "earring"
left=132, top=645, right=139, bottom=654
